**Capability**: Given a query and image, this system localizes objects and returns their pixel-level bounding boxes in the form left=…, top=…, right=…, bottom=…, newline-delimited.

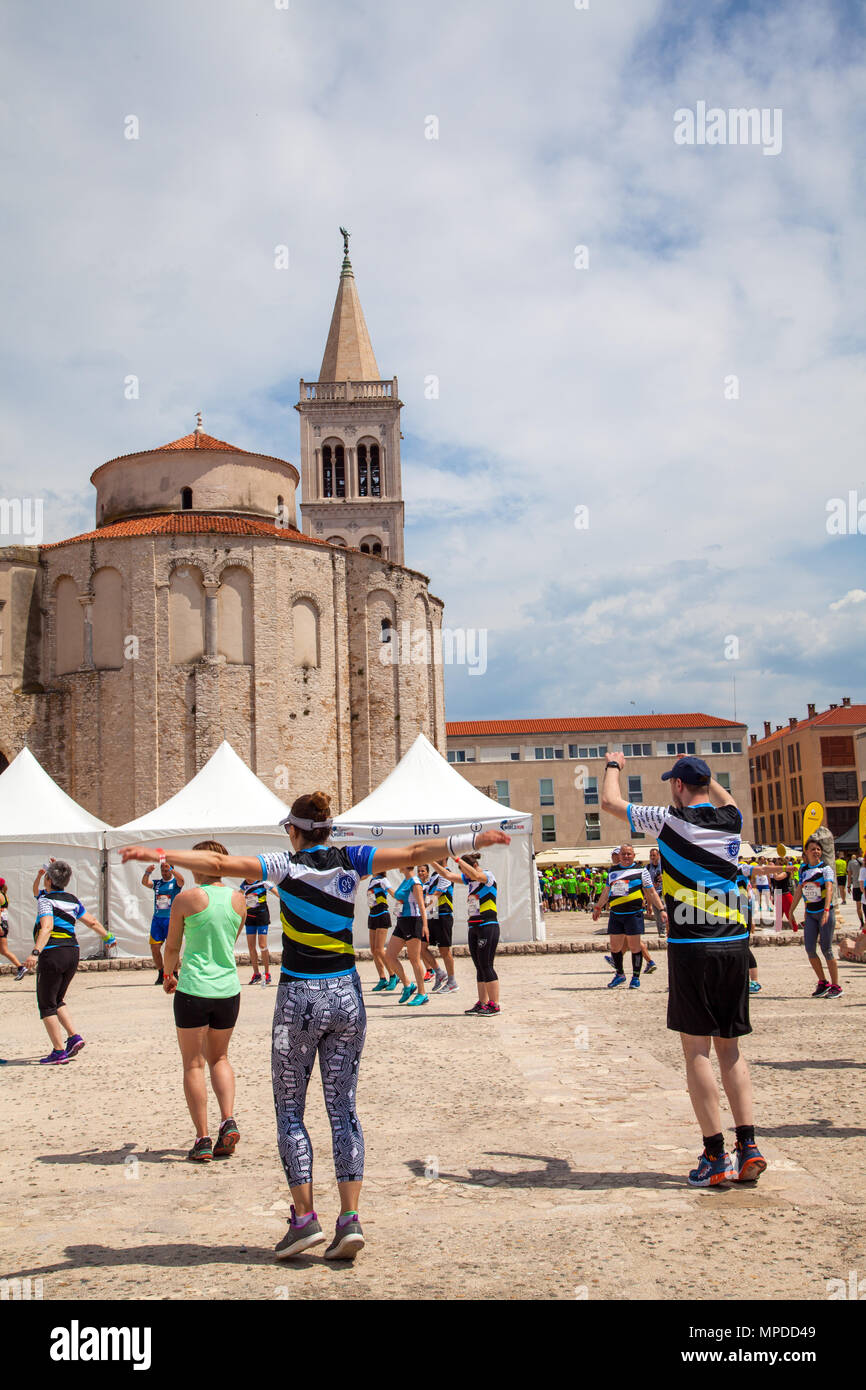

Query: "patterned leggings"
left=271, top=970, right=367, bottom=1186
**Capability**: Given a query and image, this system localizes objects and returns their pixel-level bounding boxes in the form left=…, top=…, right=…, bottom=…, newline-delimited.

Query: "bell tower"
left=297, top=230, right=405, bottom=563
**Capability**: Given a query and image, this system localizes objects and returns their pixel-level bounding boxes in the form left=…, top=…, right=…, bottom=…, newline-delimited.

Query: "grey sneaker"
left=441, top=979, right=459, bottom=993
left=431, top=970, right=448, bottom=993
left=324, top=1214, right=365, bottom=1261
left=275, top=1207, right=326, bottom=1260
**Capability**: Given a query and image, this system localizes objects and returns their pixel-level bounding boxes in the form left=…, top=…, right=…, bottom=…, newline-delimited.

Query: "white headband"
left=281, top=811, right=333, bottom=833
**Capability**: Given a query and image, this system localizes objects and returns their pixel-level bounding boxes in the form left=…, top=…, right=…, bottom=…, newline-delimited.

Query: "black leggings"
left=468, top=919, right=500, bottom=983
left=36, top=945, right=79, bottom=1018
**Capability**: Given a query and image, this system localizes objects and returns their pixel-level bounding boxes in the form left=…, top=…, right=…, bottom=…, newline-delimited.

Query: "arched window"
left=181, top=487, right=193, bottom=510
left=326, top=535, right=346, bottom=547
left=358, top=443, right=368, bottom=497
left=293, top=598, right=320, bottom=667
left=334, top=444, right=345, bottom=498
left=360, top=534, right=380, bottom=555
left=218, top=567, right=253, bottom=664
left=381, top=618, right=392, bottom=643
left=372, top=541, right=382, bottom=555
left=55, top=577, right=84, bottom=674
left=169, top=566, right=205, bottom=664
left=370, top=443, right=381, bottom=497
left=360, top=543, right=370, bottom=553
left=92, top=567, right=124, bottom=669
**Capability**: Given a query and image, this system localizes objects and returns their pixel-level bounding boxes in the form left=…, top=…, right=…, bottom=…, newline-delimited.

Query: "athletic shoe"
left=431, top=969, right=448, bottom=992
left=65, top=1034, right=85, bottom=1057
left=154, top=971, right=164, bottom=985
left=441, top=979, right=459, bottom=993
left=213, top=1118, right=240, bottom=1158
left=644, top=961, right=658, bottom=974
left=14, top=965, right=27, bottom=981
left=260, top=974, right=268, bottom=988
left=275, top=1206, right=326, bottom=1259
left=607, top=973, right=627, bottom=989
left=324, top=1214, right=365, bottom=1261
left=748, top=981, right=762, bottom=994
left=264, top=973, right=271, bottom=984
left=732, top=1141, right=767, bottom=1183
left=39, top=1048, right=69, bottom=1065
left=629, top=976, right=641, bottom=990
left=398, top=984, right=417, bottom=1004
left=811, top=980, right=830, bottom=997
left=407, top=993, right=429, bottom=1007
left=248, top=973, right=262, bottom=985
left=383, top=974, right=400, bottom=992
left=424, top=969, right=434, bottom=982
left=482, top=1002, right=501, bottom=1015
left=187, top=1137, right=213, bottom=1162
left=464, top=1000, right=486, bottom=1015
left=824, top=983, right=843, bottom=998
left=604, top=954, right=614, bottom=967
left=371, top=977, right=390, bottom=992
left=687, top=1150, right=733, bottom=1187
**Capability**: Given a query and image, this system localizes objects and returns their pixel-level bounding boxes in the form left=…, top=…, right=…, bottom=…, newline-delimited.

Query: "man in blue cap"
left=601, top=751, right=765, bottom=1189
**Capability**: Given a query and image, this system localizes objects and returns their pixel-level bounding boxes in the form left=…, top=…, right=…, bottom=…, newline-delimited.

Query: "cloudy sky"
left=1, top=0, right=864, bottom=735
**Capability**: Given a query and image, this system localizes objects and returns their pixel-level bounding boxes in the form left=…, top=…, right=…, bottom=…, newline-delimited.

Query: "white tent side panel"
left=0, top=833, right=105, bottom=959
left=103, top=828, right=289, bottom=957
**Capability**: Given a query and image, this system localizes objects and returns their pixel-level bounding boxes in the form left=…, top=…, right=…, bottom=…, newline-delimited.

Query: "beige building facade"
left=748, top=699, right=866, bottom=846
left=446, top=715, right=752, bottom=852
left=0, top=244, right=445, bottom=822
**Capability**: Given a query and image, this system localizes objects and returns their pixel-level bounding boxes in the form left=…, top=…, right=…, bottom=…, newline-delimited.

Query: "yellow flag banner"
left=859, top=797, right=866, bottom=854
left=802, top=802, right=823, bottom=846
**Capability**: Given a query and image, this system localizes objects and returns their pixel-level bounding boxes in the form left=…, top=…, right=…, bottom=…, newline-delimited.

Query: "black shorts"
left=853, top=887, right=862, bottom=903
left=837, top=876, right=847, bottom=887
left=173, top=990, right=241, bottom=1030
left=36, top=945, right=80, bottom=1018
left=367, top=913, right=390, bottom=932
left=392, top=917, right=424, bottom=941
left=428, top=913, right=453, bottom=948
left=667, top=942, right=750, bottom=1038
left=0, top=920, right=8, bottom=939
left=244, top=914, right=269, bottom=935
left=608, top=911, right=644, bottom=938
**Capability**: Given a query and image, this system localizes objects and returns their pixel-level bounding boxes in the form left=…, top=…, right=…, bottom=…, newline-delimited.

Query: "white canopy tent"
left=0, top=749, right=109, bottom=958
left=104, top=741, right=291, bottom=956
left=332, top=733, right=541, bottom=943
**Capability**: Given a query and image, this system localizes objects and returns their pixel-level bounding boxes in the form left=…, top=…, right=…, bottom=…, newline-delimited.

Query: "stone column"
left=204, top=580, right=220, bottom=660
left=80, top=593, right=94, bottom=669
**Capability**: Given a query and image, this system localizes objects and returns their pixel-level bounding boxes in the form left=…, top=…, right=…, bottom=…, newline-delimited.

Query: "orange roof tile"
left=749, top=704, right=866, bottom=749
left=446, top=714, right=744, bottom=737
left=43, top=513, right=329, bottom=550
left=158, top=431, right=239, bottom=452
left=99, top=434, right=297, bottom=473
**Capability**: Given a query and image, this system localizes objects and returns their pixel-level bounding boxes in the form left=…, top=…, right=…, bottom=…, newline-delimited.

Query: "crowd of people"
left=1, top=756, right=864, bottom=1255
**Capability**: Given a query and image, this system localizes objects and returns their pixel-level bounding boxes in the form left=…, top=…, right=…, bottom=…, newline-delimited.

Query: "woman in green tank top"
left=162, top=839, right=247, bottom=1163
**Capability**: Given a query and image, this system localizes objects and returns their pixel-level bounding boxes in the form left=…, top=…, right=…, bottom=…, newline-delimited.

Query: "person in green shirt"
left=564, top=870, right=578, bottom=910
left=835, top=855, right=848, bottom=905
left=162, top=839, right=247, bottom=1163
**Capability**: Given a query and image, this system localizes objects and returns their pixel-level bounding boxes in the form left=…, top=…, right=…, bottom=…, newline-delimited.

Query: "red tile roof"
left=446, top=714, right=745, bottom=737
left=43, top=513, right=329, bottom=550
left=159, top=431, right=239, bottom=452
left=749, top=704, right=866, bottom=749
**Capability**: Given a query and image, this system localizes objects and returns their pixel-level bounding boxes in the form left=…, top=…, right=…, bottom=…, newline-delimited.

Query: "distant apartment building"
left=445, top=714, right=751, bottom=851
left=748, top=699, right=866, bottom=845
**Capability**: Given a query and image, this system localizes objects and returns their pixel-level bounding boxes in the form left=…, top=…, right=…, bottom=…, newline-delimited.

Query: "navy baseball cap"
left=661, top=755, right=711, bottom=784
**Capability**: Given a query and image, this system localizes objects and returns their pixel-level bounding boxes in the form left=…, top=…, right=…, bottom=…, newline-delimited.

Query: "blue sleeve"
left=626, top=804, right=635, bottom=832
left=347, top=844, right=376, bottom=878
left=75, top=900, right=87, bottom=919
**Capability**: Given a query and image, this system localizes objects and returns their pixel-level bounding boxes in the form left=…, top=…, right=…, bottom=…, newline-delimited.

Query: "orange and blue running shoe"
left=688, top=1150, right=733, bottom=1187
left=732, top=1141, right=767, bottom=1183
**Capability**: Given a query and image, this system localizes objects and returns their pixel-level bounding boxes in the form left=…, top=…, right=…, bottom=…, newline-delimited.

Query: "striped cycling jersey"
left=240, top=878, right=271, bottom=925
left=463, top=870, right=498, bottom=923
left=258, top=844, right=375, bottom=980
left=798, top=862, right=834, bottom=912
left=606, top=864, right=652, bottom=916
left=394, top=876, right=423, bottom=916
left=426, top=872, right=454, bottom=914
left=35, top=888, right=86, bottom=948
left=627, top=802, right=748, bottom=943
left=367, top=874, right=391, bottom=920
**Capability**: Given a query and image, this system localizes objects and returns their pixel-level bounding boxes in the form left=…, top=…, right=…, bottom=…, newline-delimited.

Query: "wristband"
left=448, top=832, right=477, bottom=857
left=606, top=761, right=620, bottom=770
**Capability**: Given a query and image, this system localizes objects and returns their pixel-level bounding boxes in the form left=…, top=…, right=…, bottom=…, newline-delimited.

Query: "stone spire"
left=317, top=229, right=381, bottom=382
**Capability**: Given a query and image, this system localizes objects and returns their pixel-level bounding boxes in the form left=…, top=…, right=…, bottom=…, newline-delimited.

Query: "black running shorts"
left=392, top=917, right=424, bottom=941
left=428, top=913, right=453, bottom=948
left=667, top=942, right=750, bottom=1038
left=367, top=913, right=390, bottom=932
left=608, top=910, right=644, bottom=938
left=173, top=990, right=241, bottom=1030
left=36, top=944, right=80, bottom=1019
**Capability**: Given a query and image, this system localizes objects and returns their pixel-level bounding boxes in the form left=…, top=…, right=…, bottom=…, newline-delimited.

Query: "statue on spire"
left=339, top=226, right=350, bottom=257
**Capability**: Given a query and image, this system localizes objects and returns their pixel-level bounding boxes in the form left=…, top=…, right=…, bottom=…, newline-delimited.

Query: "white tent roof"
left=0, top=748, right=108, bottom=837
left=114, top=741, right=290, bottom=833
left=333, top=732, right=529, bottom=833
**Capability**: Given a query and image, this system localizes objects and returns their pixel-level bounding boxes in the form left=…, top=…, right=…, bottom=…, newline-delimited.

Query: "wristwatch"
left=32, top=948, right=41, bottom=957
left=606, top=760, right=620, bottom=769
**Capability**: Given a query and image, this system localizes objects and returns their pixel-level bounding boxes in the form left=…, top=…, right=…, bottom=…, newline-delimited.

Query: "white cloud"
left=830, top=589, right=866, bottom=611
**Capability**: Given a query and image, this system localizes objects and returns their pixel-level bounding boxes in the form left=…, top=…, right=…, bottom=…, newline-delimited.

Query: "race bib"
left=802, top=882, right=822, bottom=903
left=156, top=894, right=171, bottom=911
left=366, top=890, right=376, bottom=909
left=245, top=893, right=260, bottom=909
left=610, top=880, right=628, bottom=897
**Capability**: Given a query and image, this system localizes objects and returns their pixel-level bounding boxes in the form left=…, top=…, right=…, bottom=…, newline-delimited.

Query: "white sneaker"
left=441, top=979, right=459, bottom=993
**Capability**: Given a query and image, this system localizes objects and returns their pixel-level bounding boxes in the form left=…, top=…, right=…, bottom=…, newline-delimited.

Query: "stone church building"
left=0, top=242, right=445, bottom=824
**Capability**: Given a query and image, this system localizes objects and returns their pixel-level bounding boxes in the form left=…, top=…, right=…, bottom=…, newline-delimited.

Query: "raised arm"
left=600, top=752, right=630, bottom=822
left=430, top=860, right=462, bottom=884
left=452, top=854, right=485, bottom=883
left=141, top=866, right=154, bottom=888
left=121, top=845, right=263, bottom=881
left=708, top=777, right=736, bottom=809
left=370, top=829, right=509, bottom=875
left=79, top=910, right=114, bottom=944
